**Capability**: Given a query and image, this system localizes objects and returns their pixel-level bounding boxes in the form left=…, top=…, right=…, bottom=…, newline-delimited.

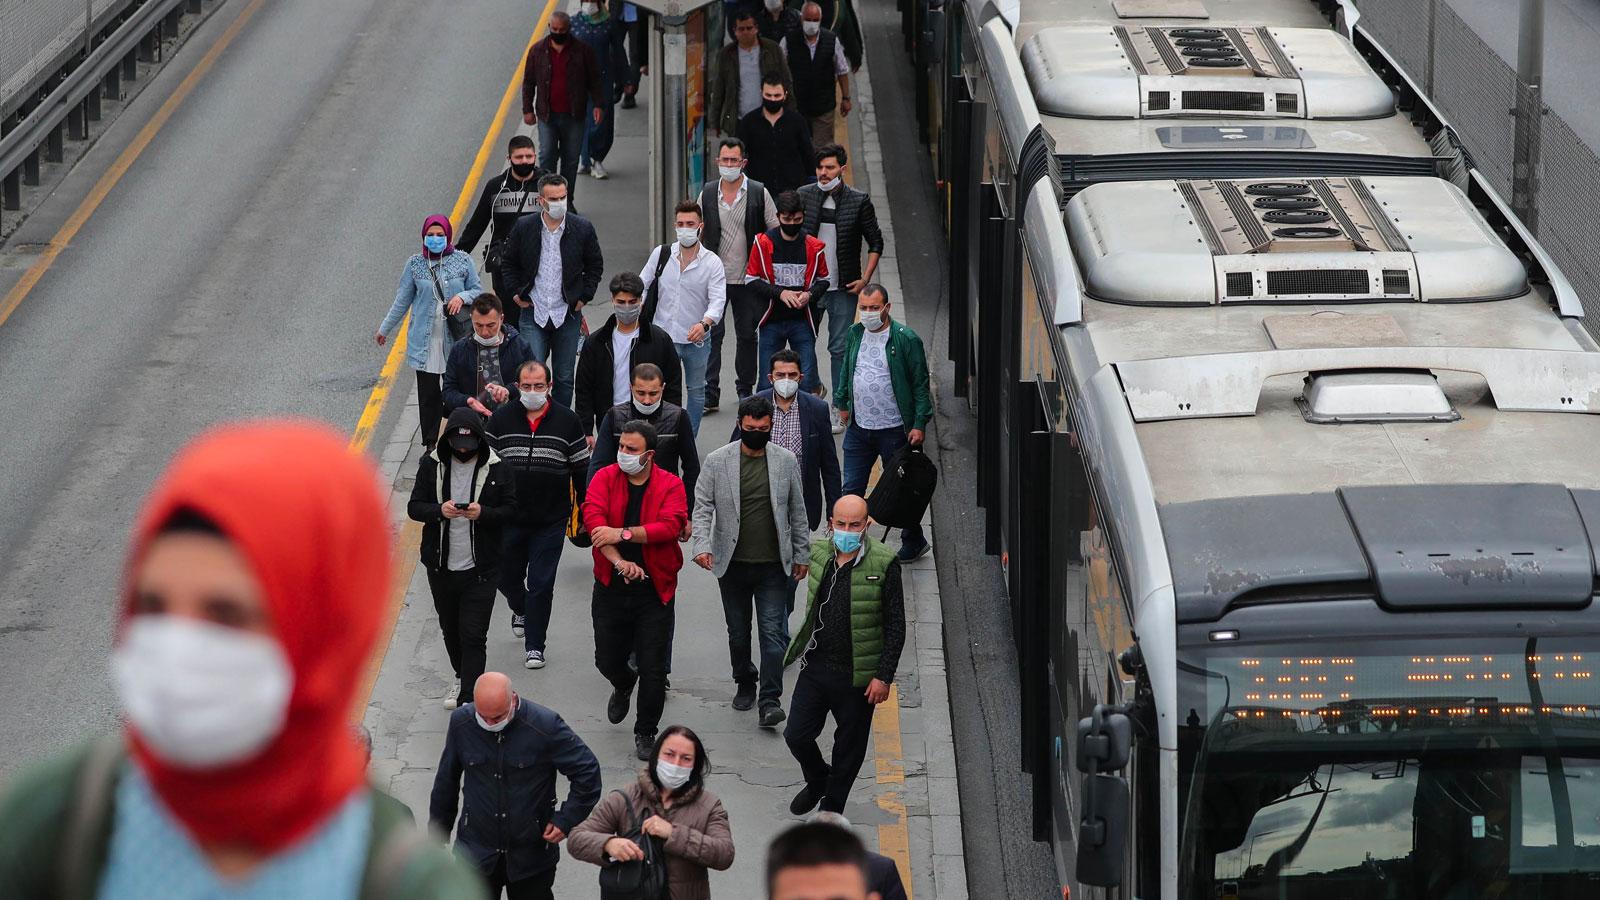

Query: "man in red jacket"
left=582, top=419, right=689, bottom=760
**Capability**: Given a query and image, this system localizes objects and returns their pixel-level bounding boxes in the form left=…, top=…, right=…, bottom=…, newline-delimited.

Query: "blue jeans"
left=580, top=100, right=616, bottom=165
left=674, top=339, right=712, bottom=436
left=757, top=317, right=821, bottom=393
left=718, top=561, right=796, bottom=709
left=537, top=113, right=585, bottom=204
left=842, top=422, right=927, bottom=550
left=814, top=290, right=856, bottom=392
left=523, top=312, right=583, bottom=408
left=499, top=520, right=567, bottom=653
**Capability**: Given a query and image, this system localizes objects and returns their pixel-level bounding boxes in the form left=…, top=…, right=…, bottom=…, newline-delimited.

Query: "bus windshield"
left=1177, top=636, right=1600, bottom=900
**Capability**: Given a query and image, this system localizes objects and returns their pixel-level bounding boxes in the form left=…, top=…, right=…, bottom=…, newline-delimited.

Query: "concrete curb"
left=852, top=49, right=971, bottom=900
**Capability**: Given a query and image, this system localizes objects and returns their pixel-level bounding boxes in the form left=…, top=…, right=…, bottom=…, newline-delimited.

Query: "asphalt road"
left=0, top=0, right=543, bottom=770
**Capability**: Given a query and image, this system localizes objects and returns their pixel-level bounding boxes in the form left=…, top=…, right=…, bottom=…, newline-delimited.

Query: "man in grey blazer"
left=692, top=394, right=812, bottom=727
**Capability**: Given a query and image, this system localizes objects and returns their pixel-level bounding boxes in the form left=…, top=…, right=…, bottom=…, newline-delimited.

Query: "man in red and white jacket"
left=747, top=190, right=831, bottom=396
left=581, top=417, right=689, bottom=760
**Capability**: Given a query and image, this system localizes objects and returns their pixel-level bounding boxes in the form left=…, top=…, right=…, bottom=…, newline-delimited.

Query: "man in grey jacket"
left=692, top=394, right=811, bottom=727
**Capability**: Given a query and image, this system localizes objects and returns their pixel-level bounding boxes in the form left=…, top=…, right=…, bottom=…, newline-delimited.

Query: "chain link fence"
left=1357, top=0, right=1600, bottom=329
left=2, top=0, right=136, bottom=116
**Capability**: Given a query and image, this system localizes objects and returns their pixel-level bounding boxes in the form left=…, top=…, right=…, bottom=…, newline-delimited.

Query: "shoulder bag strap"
left=58, top=735, right=125, bottom=899
left=642, top=244, right=672, bottom=326
left=491, top=179, right=535, bottom=247
left=424, top=257, right=450, bottom=307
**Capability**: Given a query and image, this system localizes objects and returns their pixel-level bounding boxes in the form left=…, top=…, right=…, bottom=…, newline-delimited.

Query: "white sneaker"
left=525, top=650, right=546, bottom=669
left=443, top=681, right=460, bottom=710
left=590, top=160, right=608, bottom=179
left=830, top=407, right=845, bottom=434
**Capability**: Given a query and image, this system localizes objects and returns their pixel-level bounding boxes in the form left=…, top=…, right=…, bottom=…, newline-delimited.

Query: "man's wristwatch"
left=621, top=528, right=634, bottom=543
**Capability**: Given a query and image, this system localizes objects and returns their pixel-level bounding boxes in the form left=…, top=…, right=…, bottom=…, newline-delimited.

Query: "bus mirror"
left=1076, top=706, right=1131, bottom=773
left=1075, top=772, right=1129, bottom=886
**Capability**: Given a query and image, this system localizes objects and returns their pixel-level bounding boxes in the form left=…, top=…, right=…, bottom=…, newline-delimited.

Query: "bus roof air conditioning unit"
left=1021, top=25, right=1395, bottom=120
left=1065, top=176, right=1530, bottom=305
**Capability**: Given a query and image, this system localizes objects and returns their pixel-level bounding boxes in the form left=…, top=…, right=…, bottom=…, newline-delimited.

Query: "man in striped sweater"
left=487, top=360, right=592, bottom=669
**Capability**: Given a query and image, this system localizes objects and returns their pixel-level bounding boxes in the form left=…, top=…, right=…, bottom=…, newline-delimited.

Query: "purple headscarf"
left=421, top=214, right=454, bottom=257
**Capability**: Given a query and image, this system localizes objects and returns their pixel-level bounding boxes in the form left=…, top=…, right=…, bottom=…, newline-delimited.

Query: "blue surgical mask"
left=832, top=530, right=863, bottom=554
left=424, top=235, right=448, bottom=254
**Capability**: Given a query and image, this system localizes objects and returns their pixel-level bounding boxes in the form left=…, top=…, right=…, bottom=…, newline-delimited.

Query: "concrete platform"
left=361, top=33, right=966, bottom=898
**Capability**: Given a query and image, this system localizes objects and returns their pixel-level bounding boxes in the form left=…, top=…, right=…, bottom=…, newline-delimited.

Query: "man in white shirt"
left=779, top=1, right=851, bottom=150
left=832, top=285, right=933, bottom=561
left=639, top=201, right=727, bottom=436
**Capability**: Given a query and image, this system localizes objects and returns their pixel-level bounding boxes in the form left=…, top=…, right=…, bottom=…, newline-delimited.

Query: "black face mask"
left=550, top=31, right=570, bottom=45
left=762, top=98, right=785, bottom=113
left=741, top=429, right=772, bottom=451
left=510, top=162, right=538, bottom=179
left=450, top=440, right=480, bottom=460
left=778, top=223, right=801, bottom=240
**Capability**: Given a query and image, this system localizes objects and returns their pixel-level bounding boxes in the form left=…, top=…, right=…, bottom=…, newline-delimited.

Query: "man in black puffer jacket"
left=443, top=293, right=535, bottom=416
left=586, top=362, right=700, bottom=513
left=408, top=407, right=518, bottom=710
left=430, top=671, right=601, bottom=898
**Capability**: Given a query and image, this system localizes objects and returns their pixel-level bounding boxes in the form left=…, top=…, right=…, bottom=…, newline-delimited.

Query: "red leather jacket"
left=582, top=464, right=688, bottom=604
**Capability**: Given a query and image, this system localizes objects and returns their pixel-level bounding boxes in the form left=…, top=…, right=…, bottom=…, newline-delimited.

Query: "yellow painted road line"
left=350, top=0, right=560, bottom=719
left=0, top=0, right=271, bottom=330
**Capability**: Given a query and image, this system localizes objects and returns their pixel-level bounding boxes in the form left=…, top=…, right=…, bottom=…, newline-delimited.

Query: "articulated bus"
left=922, top=0, right=1600, bottom=896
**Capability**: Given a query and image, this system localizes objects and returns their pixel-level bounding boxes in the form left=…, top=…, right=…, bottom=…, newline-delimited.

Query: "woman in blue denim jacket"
left=376, top=215, right=483, bottom=448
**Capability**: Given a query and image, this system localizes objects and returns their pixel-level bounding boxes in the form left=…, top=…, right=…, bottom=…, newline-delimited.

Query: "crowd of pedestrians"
left=0, top=1, right=930, bottom=897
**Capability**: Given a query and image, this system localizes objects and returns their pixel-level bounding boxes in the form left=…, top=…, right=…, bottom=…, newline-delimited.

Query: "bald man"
left=431, top=672, right=602, bottom=899
left=780, top=495, right=906, bottom=816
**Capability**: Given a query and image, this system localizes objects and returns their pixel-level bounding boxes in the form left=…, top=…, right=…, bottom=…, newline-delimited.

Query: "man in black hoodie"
left=408, top=407, right=519, bottom=710
left=486, top=360, right=590, bottom=670
left=456, top=135, right=547, bottom=331
left=572, top=273, right=682, bottom=445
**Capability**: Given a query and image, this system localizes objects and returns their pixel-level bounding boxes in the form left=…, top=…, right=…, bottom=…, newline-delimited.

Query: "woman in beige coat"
left=569, top=725, right=735, bottom=899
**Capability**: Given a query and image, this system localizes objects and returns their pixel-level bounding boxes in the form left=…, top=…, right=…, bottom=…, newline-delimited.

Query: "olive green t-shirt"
left=732, top=452, right=781, bottom=563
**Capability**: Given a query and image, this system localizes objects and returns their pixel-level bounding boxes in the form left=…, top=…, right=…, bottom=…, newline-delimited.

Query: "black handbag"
left=425, top=258, right=472, bottom=344
left=866, top=443, right=938, bottom=530
left=597, top=790, right=670, bottom=900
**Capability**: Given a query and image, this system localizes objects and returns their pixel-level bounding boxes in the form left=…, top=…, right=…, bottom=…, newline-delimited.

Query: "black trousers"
left=417, top=370, right=444, bottom=448
left=707, top=283, right=765, bottom=401
left=428, top=568, right=497, bottom=706
left=784, top=666, right=877, bottom=813
left=487, top=855, right=556, bottom=900
left=592, top=581, right=675, bottom=737
left=490, top=266, right=519, bottom=333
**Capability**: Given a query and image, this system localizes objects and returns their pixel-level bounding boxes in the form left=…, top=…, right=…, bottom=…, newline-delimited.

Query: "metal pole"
left=655, top=14, right=689, bottom=249
left=647, top=24, right=665, bottom=248
left=1512, top=0, right=1544, bottom=230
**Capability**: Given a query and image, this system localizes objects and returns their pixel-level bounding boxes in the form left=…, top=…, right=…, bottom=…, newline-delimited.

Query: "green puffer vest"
left=784, top=536, right=897, bottom=687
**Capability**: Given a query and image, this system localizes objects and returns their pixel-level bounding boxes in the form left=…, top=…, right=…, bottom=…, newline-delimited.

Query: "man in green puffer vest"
left=781, top=494, right=907, bottom=816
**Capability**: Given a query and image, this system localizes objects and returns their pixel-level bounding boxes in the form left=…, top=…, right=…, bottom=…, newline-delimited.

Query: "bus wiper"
left=1526, top=637, right=1576, bottom=861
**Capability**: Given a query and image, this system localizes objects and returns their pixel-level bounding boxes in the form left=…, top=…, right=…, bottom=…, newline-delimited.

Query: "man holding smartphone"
left=408, top=408, right=518, bottom=711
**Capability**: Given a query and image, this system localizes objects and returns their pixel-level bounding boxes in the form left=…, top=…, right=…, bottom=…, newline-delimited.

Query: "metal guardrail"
left=0, top=0, right=207, bottom=217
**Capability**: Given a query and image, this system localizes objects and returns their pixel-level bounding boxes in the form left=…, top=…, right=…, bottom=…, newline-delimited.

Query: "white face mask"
left=859, top=309, right=884, bottom=331
left=545, top=199, right=568, bottom=220
left=817, top=175, right=840, bottom=192
left=475, top=696, right=517, bottom=732
left=581, top=1, right=600, bottom=15
left=633, top=397, right=661, bottom=416
left=656, top=759, right=693, bottom=790
left=676, top=226, right=701, bottom=247
left=617, top=451, right=647, bottom=475
left=112, top=616, right=293, bottom=769
left=764, top=0, right=782, bottom=10
left=473, top=330, right=504, bottom=347
left=802, top=20, right=821, bottom=36
left=718, top=165, right=743, bottom=183
left=520, top=389, right=549, bottom=411
left=773, top=376, right=800, bottom=399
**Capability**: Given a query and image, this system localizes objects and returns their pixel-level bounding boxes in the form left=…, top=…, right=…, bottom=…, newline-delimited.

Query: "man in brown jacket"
left=524, top=12, right=605, bottom=209
left=708, top=10, right=794, bottom=136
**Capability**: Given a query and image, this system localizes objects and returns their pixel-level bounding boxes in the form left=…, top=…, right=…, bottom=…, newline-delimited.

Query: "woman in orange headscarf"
left=0, top=420, right=484, bottom=899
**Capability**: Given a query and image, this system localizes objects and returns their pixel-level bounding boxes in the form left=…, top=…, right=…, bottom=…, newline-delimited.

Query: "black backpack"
left=866, top=443, right=938, bottom=530
left=597, top=790, right=670, bottom=900
left=640, top=244, right=673, bottom=328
